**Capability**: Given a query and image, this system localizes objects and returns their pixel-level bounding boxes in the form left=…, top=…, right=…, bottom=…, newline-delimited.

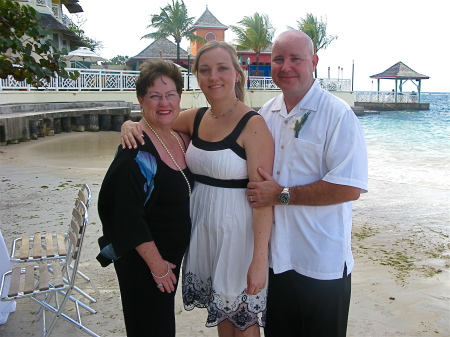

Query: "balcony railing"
left=0, top=68, right=354, bottom=92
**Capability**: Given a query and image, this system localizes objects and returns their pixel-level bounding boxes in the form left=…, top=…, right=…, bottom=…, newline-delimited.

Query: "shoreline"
left=1, top=132, right=449, bottom=336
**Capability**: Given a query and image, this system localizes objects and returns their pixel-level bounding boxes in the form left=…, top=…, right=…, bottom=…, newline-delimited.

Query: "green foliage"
left=288, top=13, right=337, bottom=78
left=294, top=13, right=337, bottom=54
left=142, top=0, right=206, bottom=64
left=0, top=0, right=79, bottom=87
left=229, top=12, right=274, bottom=72
left=108, top=55, right=129, bottom=65
left=68, top=14, right=103, bottom=52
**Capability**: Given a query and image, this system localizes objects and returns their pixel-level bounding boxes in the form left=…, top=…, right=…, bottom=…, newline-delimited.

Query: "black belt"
left=194, top=174, right=249, bottom=189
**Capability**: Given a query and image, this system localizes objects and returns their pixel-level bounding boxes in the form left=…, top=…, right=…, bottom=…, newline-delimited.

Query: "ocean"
left=357, top=92, right=450, bottom=190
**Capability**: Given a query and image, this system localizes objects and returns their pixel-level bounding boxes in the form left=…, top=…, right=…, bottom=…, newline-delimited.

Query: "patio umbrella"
left=65, top=47, right=106, bottom=67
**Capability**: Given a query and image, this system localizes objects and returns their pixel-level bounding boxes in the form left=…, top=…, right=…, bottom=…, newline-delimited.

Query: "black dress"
left=97, top=132, right=193, bottom=337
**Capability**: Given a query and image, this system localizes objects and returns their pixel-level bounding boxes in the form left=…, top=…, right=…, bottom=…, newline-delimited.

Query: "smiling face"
left=271, top=31, right=318, bottom=99
left=195, top=46, right=240, bottom=101
left=138, top=75, right=181, bottom=127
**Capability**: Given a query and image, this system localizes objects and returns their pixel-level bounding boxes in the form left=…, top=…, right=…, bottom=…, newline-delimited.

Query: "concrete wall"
left=0, top=90, right=355, bottom=110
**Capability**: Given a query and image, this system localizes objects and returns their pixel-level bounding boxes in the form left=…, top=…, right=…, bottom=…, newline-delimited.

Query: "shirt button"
left=281, top=145, right=284, bottom=149
left=276, top=171, right=280, bottom=175
left=284, top=120, right=288, bottom=124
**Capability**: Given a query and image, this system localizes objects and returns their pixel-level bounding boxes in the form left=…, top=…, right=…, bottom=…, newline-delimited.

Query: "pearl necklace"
left=210, top=98, right=239, bottom=118
left=142, top=117, right=191, bottom=197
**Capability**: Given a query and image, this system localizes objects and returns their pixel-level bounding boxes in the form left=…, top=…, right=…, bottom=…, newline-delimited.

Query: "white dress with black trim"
left=182, top=107, right=267, bottom=331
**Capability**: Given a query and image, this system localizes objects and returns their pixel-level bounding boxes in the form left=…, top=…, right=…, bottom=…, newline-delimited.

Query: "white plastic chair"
left=0, top=201, right=99, bottom=337
left=9, top=184, right=95, bottom=303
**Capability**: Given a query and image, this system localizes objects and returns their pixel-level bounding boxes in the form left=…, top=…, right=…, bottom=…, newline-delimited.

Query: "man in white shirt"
left=247, top=30, right=368, bottom=336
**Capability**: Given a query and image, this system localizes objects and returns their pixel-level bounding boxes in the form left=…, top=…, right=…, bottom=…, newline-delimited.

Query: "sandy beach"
left=0, top=131, right=449, bottom=337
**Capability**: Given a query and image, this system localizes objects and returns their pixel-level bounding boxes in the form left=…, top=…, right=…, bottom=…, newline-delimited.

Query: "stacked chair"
left=0, top=184, right=99, bottom=337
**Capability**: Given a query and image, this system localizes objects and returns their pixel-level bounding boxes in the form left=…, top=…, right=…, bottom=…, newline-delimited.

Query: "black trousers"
left=264, top=266, right=351, bottom=337
left=114, top=250, right=181, bottom=337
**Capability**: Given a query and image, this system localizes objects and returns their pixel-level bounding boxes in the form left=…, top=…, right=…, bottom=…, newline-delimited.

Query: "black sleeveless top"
left=191, top=107, right=259, bottom=189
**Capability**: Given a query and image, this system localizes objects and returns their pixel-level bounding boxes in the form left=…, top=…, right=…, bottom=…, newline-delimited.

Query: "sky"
left=72, top=0, right=448, bottom=93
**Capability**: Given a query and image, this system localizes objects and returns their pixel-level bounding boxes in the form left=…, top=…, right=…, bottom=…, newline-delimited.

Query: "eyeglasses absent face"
left=145, top=92, right=179, bottom=102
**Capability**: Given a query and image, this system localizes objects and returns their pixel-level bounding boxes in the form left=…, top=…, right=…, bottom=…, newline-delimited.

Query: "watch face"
left=278, top=192, right=290, bottom=204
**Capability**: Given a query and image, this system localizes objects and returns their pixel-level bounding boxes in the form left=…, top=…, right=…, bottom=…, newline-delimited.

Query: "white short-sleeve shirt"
left=259, top=80, right=368, bottom=280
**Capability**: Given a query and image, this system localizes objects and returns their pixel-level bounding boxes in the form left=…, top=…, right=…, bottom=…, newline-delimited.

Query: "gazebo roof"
left=370, top=61, right=429, bottom=79
left=192, top=5, right=228, bottom=30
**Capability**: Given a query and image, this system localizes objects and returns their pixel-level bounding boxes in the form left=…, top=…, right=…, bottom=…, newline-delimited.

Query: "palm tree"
left=141, top=0, right=205, bottom=64
left=289, top=13, right=338, bottom=78
left=229, top=13, right=274, bottom=75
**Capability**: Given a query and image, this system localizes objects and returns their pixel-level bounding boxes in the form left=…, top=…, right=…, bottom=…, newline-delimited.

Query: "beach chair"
left=9, top=183, right=96, bottom=303
left=0, top=201, right=99, bottom=337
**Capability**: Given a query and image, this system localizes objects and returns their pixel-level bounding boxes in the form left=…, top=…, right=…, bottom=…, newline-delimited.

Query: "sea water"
left=357, top=92, right=450, bottom=190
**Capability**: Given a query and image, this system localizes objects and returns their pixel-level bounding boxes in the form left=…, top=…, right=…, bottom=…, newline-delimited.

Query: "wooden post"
left=99, top=114, right=112, bottom=131
left=54, top=118, right=61, bottom=134
left=86, top=114, right=99, bottom=132
left=37, top=120, right=45, bottom=137
left=71, top=116, right=85, bottom=132
left=111, top=115, right=124, bottom=132
left=29, top=120, right=38, bottom=140
left=61, top=117, right=71, bottom=132
left=44, top=118, right=55, bottom=136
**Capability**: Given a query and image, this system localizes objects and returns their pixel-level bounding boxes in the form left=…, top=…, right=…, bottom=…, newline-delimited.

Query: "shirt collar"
left=270, top=80, right=322, bottom=118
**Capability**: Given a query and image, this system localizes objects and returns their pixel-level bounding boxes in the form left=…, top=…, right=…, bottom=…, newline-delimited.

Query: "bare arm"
left=241, top=116, right=274, bottom=295
left=247, top=167, right=362, bottom=208
left=135, top=241, right=177, bottom=293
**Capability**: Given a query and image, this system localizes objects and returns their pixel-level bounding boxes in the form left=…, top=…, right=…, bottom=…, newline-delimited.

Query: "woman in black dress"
left=97, top=59, right=193, bottom=336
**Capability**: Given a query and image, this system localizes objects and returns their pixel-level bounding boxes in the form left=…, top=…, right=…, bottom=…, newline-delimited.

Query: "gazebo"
left=370, top=61, right=430, bottom=103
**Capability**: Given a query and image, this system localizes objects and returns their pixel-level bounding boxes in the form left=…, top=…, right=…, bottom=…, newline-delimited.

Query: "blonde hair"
left=192, top=41, right=246, bottom=102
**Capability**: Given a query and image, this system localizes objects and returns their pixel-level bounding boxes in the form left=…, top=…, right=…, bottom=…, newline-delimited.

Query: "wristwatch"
left=278, top=187, right=290, bottom=205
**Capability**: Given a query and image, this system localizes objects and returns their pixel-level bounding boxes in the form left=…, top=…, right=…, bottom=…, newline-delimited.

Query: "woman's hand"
left=151, top=260, right=177, bottom=293
left=121, top=120, right=144, bottom=149
left=246, top=260, right=267, bottom=295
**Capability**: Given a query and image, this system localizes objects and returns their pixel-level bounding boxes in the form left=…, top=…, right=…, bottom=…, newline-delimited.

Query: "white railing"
left=318, top=78, right=352, bottom=91
left=1, top=69, right=355, bottom=92
left=250, top=77, right=352, bottom=91
left=35, top=0, right=50, bottom=7
left=248, top=77, right=279, bottom=90
left=51, top=3, right=61, bottom=19
left=0, top=68, right=140, bottom=91
left=354, top=91, right=420, bottom=103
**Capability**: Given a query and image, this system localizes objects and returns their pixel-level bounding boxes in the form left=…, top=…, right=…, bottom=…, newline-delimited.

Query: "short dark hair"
left=135, top=59, right=183, bottom=98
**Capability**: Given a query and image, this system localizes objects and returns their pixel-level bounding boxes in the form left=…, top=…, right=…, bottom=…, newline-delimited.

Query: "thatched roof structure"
left=126, top=39, right=190, bottom=70
left=370, top=61, right=429, bottom=79
left=370, top=61, right=430, bottom=102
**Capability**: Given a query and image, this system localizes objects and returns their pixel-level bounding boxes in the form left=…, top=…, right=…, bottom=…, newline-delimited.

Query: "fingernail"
left=134, top=145, right=137, bottom=149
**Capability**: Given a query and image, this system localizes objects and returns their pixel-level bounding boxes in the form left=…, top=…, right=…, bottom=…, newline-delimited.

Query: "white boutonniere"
left=289, top=110, right=312, bottom=138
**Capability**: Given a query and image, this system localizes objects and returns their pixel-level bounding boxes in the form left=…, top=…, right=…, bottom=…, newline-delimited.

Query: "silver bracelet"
left=151, top=260, right=170, bottom=278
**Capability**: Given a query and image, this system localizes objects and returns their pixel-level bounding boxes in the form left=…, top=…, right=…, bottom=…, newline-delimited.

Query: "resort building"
left=14, top=0, right=85, bottom=52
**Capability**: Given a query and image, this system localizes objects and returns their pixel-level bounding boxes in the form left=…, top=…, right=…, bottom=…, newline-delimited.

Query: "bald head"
left=270, top=30, right=318, bottom=107
left=273, top=30, right=315, bottom=57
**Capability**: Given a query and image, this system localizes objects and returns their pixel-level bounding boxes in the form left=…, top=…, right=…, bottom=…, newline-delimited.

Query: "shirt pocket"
left=287, top=138, right=323, bottom=180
